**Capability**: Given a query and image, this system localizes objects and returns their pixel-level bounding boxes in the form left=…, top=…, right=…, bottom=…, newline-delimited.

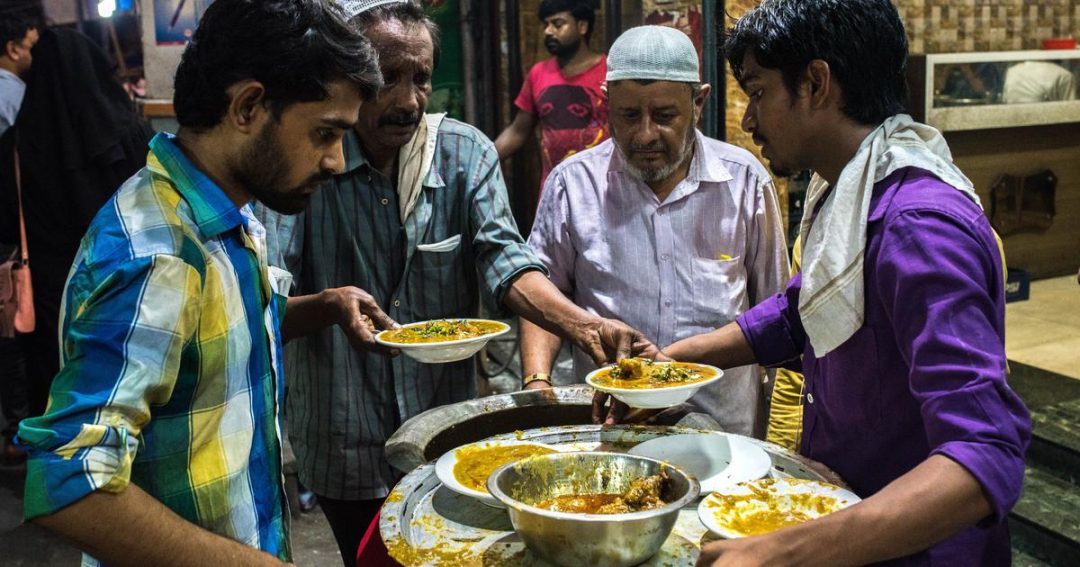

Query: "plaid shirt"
left=18, top=133, right=291, bottom=565
left=258, top=119, right=544, bottom=500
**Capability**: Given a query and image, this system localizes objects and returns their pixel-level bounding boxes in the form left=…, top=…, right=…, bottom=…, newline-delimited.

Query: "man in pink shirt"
left=495, top=0, right=608, bottom=190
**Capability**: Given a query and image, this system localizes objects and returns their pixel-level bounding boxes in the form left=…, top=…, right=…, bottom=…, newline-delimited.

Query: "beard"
left=234, top=121, right=329, bottom=215
left=616, top=124, right=697, bottom=185
left=545, top=35, right=580, bottom=59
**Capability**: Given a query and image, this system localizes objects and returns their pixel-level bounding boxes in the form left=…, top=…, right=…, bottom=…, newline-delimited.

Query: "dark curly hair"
left=538, top=0, right=598, bottom=44
left=724, top=0, right=909, bottom=126
left=173, top=0, right=382, bottom=130
left=0, top=0, right=45, bottom=48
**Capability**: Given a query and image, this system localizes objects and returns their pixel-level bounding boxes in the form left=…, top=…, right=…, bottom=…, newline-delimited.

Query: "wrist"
left=523, top=372, right=552, bottom=387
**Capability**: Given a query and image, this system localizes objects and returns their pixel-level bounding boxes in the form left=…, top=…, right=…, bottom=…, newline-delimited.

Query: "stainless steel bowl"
left=487, top=451, right=700, bottom=567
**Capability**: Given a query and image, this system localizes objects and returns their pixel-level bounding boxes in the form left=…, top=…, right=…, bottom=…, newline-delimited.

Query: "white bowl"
left=585, top=361, right=724, bottom=409
left=374, top=319, right=510, bottom=364
left=698, top=477, right=861, bottom=539
left=628, top=433, right=771, bottom=493
left=434, top=440, right=560, bottom=508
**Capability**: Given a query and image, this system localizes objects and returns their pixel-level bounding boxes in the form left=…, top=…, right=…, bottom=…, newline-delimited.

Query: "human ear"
left=225, top=81, right=269, bottom=133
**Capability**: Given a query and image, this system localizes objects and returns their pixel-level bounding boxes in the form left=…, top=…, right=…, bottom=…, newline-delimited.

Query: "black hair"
left=723, top=0, right=909, bottom=125
left=0, top=0, right=45, bottom=48
left=351, top=1, right=441, bottom=68
left=173, top=0, right=382, bottom=130
left=538, top=0, right=598, bottom=44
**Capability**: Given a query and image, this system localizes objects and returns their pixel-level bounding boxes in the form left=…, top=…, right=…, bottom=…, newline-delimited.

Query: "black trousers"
left=316, top=494, right=385, bottom=567
left=0, top=335, right=28, bottom=441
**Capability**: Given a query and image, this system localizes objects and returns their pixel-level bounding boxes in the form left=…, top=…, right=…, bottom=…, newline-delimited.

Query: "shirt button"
left=806, top=393, right=814, bottom=404
left=664, top=300, right=672, bottom=307
left=393, top=299, right=401, bottom=308
left=381, top=198, right=389, bottom=206
left=661, top=254, right=670, bottom=261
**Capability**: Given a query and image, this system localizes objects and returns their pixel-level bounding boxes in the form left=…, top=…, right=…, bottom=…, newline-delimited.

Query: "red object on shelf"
left=1041, top=38, right=1077, bottom=50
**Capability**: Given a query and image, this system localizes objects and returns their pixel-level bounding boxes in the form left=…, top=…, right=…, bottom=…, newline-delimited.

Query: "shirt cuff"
left=932, top=439, right=1026, bottom=525
left=737, top=295, right=802, bottom=367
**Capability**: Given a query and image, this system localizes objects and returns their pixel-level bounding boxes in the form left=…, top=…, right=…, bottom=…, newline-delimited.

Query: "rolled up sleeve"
left=467, top=139, right=546, bottom=305
left=876, top=207, right=1030, bottom=523
left=18, top=254, right=202, bottom=519
left=737, top=273, right=806, bottom=368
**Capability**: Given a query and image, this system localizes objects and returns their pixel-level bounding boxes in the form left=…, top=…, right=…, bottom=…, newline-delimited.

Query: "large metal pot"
left=487, top=452, right=700, bottom=567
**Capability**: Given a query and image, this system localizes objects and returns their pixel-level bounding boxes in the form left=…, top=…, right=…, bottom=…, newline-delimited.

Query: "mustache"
left=379, top=112, right=421, bottom=127
left=629, top=141, right=668, bottom=153
left=752, top=134, right=767, bottom=146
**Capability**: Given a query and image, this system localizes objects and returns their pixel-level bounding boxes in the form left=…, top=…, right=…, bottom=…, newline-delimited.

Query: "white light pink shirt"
left=528, top=131, right=789, bottom=436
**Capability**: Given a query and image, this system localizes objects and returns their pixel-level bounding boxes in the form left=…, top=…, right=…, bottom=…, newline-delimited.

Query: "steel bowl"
left=487, top=451, right=700, bottom=567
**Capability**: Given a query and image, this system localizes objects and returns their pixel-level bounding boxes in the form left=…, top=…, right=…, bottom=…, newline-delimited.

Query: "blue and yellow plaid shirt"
left=18, top=133, right=291, bottom=565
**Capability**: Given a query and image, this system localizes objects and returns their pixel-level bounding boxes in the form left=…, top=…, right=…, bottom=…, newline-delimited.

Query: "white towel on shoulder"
left=798, top=114, right=981, bottom=357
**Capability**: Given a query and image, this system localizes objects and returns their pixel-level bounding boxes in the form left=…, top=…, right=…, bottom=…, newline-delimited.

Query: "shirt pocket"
left=690, top=256, right=747, bottom=328
left=416, top=234, right=463, bottom=274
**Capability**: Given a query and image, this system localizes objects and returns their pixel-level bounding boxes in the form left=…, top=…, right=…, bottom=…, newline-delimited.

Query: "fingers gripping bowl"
left=374, top=318, right=510, bottom=363
left=586, top=358, right=725, bottom=409
left=487, top=452, right=700, bottom=567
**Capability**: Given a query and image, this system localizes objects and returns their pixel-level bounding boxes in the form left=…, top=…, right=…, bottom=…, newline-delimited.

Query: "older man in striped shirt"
left=257, top=2, right=650, bottom=563
left=522, top=26, right=789, bottom=437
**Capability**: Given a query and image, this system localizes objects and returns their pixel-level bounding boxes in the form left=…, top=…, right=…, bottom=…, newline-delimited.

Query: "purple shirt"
left=738, top=168, right=1031, bottom=565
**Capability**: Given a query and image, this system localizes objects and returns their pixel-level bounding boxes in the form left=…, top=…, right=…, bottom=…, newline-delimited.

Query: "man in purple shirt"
left=663, top=2, right=1031, bottom=565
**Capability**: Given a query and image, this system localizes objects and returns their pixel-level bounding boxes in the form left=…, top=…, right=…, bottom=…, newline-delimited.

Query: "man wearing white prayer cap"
left=522, top=25, right=789, bottom=437
left=257, top=3, right=652, bottom=563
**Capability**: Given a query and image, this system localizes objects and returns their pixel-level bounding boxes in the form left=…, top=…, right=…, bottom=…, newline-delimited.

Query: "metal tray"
left=381, top=425, right=845, bottom=566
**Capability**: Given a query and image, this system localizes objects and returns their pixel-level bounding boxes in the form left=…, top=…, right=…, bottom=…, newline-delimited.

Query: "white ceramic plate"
left=698, top=477, right=861, bottom=539
left=585, top=361, right=724, bottom=409
left=374, top=319, right=510, bottom=364
left=628, top=433, right=771, bottom=493
left=435, top=440, right=560, bottom=508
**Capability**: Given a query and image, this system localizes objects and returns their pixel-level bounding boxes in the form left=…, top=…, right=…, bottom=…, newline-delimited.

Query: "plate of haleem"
left=375, top=318, right=510, bottom=363
left=586, top=357, right=724, bottom=408
left=698, top=477, right=860, bottom=539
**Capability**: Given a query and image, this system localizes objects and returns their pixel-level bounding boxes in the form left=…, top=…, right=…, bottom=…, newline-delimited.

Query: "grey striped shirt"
left=528, top=132, right=789, bottom=437
left=258, top=120, right=543, bottom=499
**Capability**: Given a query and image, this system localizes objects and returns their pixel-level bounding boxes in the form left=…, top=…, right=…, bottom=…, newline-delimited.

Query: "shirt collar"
left=147, top=132, right=246, bottom=239
left=608, top=130, right=734, bottom=202
left=0, top=68, right=23, bottom=85
left=341, top=127, right=446, bottom=188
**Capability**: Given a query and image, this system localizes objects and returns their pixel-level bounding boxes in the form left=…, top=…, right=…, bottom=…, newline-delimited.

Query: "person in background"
left=17, top=1, right=382, bottom=565
left=523, top=25, right=789, bottom=437
left=0, top=0, right=40, bottom=136
left=0, top=2, right=153, bottom=419
left=258, top=2, right=649, bottom=564
left=652, top=1, right=1029, bottom=564
left=0, top=0, right=43, bottom=463
left=495, top=0, right=607, bottom=191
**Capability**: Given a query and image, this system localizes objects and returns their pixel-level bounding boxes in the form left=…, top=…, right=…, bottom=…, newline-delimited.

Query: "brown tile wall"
left=896, top=0, right=1080, bottom=54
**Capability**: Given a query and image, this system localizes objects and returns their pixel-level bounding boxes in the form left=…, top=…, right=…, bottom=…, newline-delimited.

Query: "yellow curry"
left=381, top=319, right=505, bottom=344
left=591, top=358, right=717, bottom=389
left=704, top=479, right=849, bottom=536
left=453, top=444, right=557, bottom=493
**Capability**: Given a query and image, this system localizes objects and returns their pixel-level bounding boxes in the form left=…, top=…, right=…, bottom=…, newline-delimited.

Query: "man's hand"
left=322, top=287, right=400, bottom=355
left=590, top=393, right=667, bottom=425
left=696, top=535, right=788, bottom=567
left=574, top=318, right=658, bottom=367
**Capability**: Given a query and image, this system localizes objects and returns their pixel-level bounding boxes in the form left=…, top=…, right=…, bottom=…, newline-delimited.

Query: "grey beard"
left=618, top=132, right=696, bottom=184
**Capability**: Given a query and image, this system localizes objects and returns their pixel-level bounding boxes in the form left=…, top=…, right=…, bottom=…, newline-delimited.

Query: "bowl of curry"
left=698, top=477, right=860, bottom=539
left=586, top=358, right=724, bottom=409
left=434, top=440, right=560, bottom=507
left=375, top=318, right=510, bottom=364
left=487, top=451, right=700, bottom=567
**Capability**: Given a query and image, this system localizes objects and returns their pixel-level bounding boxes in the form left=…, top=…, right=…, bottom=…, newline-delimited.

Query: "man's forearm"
left=280, top=291, right=336, bottom=342
left=520, top=317, right=562, bottom=378
left=662, top=322, right=757, bottom=369
left=504, top=270, right=597, bottom=341
left=769, top=455, right=993, bottom=566
left=34, top=484, right=285, bottom=567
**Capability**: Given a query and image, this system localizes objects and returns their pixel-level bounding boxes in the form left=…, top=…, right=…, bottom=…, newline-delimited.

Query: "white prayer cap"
left=606, top=25, right=700, bottom=83
left=337, top=0, right=408, bottom=19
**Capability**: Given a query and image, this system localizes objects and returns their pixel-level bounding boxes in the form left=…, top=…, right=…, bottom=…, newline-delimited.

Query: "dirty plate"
left=628, top=433, right=771, bottom=493
left=698, top=477, right=860, bottom=539
left=435, top=440, right=561, bottom=508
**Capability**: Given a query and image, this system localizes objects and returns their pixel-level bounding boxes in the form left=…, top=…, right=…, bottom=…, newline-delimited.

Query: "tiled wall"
left=895, top=0, right=1080, bottom=54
